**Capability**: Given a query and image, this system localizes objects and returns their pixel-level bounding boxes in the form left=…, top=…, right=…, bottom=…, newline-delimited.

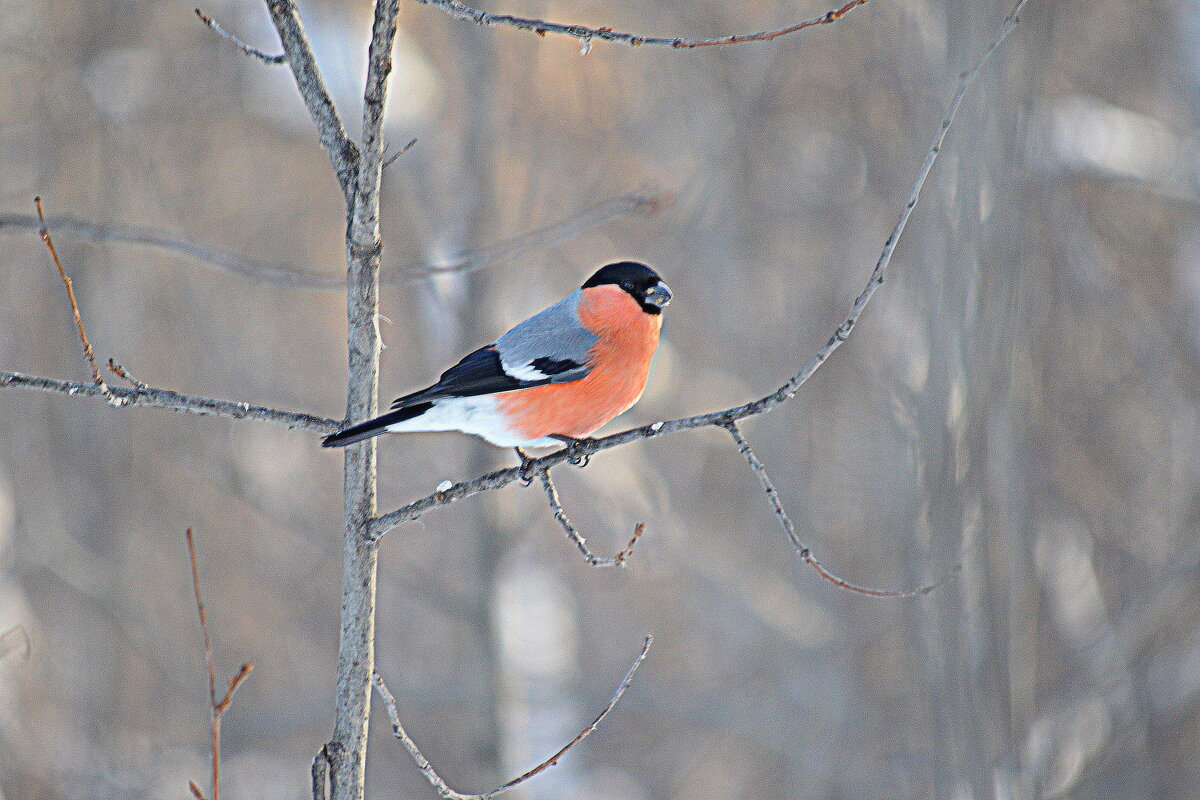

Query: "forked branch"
left=373, top=636, right=652, bottom=799
left=537, top=468, right=645, bottom=567
left=186, top=529, right=255, bottom=800
left=370, top=0, right=1032, bottom=554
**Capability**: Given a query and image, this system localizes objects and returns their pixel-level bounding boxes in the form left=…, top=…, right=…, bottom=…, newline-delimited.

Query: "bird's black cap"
left=582, top=261, right=671, bottom=314
left=582, top=261, right=661, bottom=289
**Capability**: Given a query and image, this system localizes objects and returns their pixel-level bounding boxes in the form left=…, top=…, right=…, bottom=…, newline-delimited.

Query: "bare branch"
left=187, top=528, right=218, bottom=712
left=324, top=3, right=402, bottom=798
left=195, top=8, right=287, bottom=64
left=264, top=0, right=360, bottom=199
left=393, top=187, right=674, bottom=283
left=36, top=198, right=124, bottom=407
left=0, top=188, right=670, bottom=289
left=186, top=529, right=255, bottom=800
left=382, top=137, right=419, bottom=170
left=413, top=0, right=871, bottom=50
left=536, top=469, right=644, bottom=567
left=106, top=358, right=147, bottom=390
left=370, top=0, right=1030, bottom=567
left=0, top=211, right=339, bottom=288
left=217, top=662, right=255, bottom=714
left=0, top=370, right=339, bottom=433
left=722, top=420, right=958, bottom=597
left=373, top=636, right=652, bottom=800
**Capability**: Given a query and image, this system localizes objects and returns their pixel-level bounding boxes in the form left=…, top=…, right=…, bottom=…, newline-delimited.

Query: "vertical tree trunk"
left=328, top=3, right=400, bottom=798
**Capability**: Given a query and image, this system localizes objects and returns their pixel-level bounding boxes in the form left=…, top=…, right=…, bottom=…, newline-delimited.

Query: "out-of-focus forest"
left=2, top=0, right=1197, bottom=798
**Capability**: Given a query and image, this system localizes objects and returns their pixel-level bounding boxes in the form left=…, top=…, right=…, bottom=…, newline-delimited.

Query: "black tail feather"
left=321, top=403, right=434, bottom=447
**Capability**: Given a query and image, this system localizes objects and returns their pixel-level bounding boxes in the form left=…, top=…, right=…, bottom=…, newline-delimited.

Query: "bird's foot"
left=550, top=435, right=597, bottom=468
left=514, top=447, right=537, bottom=485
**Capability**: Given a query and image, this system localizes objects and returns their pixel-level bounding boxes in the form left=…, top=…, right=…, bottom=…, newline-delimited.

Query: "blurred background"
left=1, top=0, right=1196, bottom=797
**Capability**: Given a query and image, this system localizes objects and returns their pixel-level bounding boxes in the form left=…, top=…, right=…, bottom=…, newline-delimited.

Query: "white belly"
left=384, top=396, right=559, bottom=448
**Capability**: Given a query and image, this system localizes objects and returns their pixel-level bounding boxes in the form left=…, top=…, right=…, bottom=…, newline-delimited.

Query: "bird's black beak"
left=644, top=280, right=672, bottom=309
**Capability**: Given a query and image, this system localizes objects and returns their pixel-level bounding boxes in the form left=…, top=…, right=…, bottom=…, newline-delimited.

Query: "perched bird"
left=322, top=261, right=671, bottom=453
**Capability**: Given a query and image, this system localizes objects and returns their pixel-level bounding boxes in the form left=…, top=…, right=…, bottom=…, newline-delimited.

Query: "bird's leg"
left=549, top=434, right=596, bottom=468
left=514, top=447, right=537, bottom=485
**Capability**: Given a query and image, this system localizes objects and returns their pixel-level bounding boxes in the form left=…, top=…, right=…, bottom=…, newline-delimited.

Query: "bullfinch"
left=322, top=261, right=671, bottom=450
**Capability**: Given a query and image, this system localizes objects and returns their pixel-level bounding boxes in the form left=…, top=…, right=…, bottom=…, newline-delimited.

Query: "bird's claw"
left=514, top=447, right=537, bottom=486
left=551, top=435, right=596, bottom=468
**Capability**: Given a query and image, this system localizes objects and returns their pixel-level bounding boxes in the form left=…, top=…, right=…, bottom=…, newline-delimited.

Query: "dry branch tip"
left=35, top=197, right=124, bottom=407
left=374, top=635, right=651, bottom=799
left=195, top=7, right=287, bottom=65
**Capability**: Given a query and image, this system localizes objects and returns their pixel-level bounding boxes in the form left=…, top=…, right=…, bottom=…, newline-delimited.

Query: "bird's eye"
left=621, top=281, right=633, bottom=290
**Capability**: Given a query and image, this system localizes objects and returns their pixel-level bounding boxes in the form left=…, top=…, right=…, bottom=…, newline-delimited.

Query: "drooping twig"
left=722, top=420, right=959, bottom=597
left=536, top=469, right=645, bottom=567
left=373, top=635, right=652, bottom=800
left=195, top=8, right=287, bottom=64
left=370, top=0, right=1030, bottom=564
left=186, top=528, right=255, bottom=800
left=0, top=370, right=338, bottom=433
left=0, top=188, right=669, bottom=289
left=413, top=0, right=871, bottom=50
left=36, top=197, right=124, bottom=408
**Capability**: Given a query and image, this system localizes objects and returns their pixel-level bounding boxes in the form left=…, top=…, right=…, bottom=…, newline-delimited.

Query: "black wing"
left=391, top=345, right=550, bottom=409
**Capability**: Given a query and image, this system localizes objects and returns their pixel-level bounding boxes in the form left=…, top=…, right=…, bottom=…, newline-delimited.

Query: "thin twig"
left=382, top=138, right=419, bottom=170
left=414, top=0, right=871, bottom=49
left=36, top=197, right=124, bottom=407
left=106, top=358, right=147, bottom=390
left=0, top=188, right=670, bottom=289
left=536, top=469, right=643, bottom=567
left=373, top=636, right=652, bottom=800
left=195, top=8, right=287, bottom=64
left=0, top=370, right=338, bottom=433
left=617, top=523, right=645, bottom=565
left=370, top=0, right=1030, bottom=562
left=186, top=529, right=255, bottom=800
left=722, top=420, right=958, bottom=597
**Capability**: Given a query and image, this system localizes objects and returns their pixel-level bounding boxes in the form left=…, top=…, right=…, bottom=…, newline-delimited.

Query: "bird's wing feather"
left=391, top=289, right=599, bottom=409
left=391, top=346, right=545, bottom=408
left=495, top=289, right=596, bottom=383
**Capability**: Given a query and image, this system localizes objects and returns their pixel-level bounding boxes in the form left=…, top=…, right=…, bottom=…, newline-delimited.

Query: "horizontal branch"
left=0, top=370, right=339, bottom=434
left=0, top=188, right=669, bottom=290
left=374, top=636, right=652, bottom=800
left=413, top=0, right=871, bottom=49
left=370, top=0, right=1028, bottom=542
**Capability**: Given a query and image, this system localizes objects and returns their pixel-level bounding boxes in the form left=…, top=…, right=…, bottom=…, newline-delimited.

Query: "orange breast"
left=496, top=284, right=662, bottom=440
